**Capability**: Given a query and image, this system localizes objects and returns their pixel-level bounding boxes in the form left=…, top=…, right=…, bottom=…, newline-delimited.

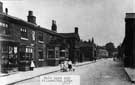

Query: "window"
left=38, top=49, right=43, bottom=59
left=20, top=47, right=32, bottom=61
left=0, top=22, right=8, bottom=28
left=48, top=49, right=55, bottom=58
left=38, top=32, right=43, bottom=41
left=32, top=31, right=35, bottom=41
left=60, top=51, right=65, bottom=57
left=20, top=27, right=28, bottom=39
left=0, top=22, right=9, bottom=34
left=1, top=45, right=8, bottom=53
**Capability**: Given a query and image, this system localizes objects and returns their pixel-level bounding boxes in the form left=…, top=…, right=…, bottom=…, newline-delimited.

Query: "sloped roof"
left=59, top=33, right=80, bottom=40
left=79, top=41, right=93, bottom=48
left=0, top=13, right=63, bottom=37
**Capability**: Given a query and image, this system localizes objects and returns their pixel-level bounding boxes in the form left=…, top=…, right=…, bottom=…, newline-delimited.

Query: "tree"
left=105, top=42, right=115, bottom=57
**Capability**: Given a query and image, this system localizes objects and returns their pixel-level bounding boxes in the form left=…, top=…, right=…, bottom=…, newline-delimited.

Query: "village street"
left=14, top=58, right=132, bottom=85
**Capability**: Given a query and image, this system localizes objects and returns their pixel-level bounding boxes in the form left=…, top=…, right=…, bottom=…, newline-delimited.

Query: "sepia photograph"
left=0, top=0, right=134, bottom=85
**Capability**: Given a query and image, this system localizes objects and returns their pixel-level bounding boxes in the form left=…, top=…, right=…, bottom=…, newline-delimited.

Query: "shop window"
left=8, top=46, right=18, bottom=68
left=20, top=47, right=32, bottom=60
left=48, top=49, right=55, bottom=58
left=60, top=51, right=65, bottom=57
left=26, top=48, right=33, bottom=61
left=20, top=28, right=28, bottom=39
left=1, top=45, right=8, bottom=53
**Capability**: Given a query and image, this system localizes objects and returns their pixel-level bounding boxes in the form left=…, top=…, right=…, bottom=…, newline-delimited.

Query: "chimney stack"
left=51, top=20, right=57, bottom=32
left=0, top=1, right=3, bottom=13
left=75, top=27, right=78, bottom=34
left=27, top=11, right=36, bottom=24
left=5, top=8, right=8, bottom=14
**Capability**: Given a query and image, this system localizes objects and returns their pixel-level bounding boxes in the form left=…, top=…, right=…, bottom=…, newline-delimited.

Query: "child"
left=68, top=60, right=72, bottom=71
left=63, top=60, right=68, bottom=72
left=60, top=61, right=64, bottom=72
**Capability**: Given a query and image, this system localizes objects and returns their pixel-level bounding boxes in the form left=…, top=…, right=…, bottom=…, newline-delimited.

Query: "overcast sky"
left=1, top=0, right=134, bottom=47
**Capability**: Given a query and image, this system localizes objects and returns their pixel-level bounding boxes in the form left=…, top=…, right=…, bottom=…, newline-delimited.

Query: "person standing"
left=30, top=59, right=35, bottom=71
left=63, top=60, right=68, bottom=72
left=68, top=60, right=72, bottom=71
left=60, top=61, right=64, bottom=72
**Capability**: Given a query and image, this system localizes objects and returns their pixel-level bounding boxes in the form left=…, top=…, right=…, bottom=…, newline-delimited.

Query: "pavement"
left=0, top=61, right=92, bottom=85
left=124, top=67, right=135, bottom=83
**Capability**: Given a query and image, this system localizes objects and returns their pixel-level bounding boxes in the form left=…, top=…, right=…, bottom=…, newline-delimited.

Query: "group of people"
left=60, top=60, right=75, bottom=72
left=30, top=59, right=75, bottom=72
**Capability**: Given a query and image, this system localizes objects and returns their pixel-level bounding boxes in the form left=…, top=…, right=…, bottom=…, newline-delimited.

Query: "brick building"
left=59, top=27, right=80, bottom=63
left=79, top=41, right=94, bottom=62
left=0, top=1, right=95, bottom=73
left=0, top=1, right=71, bottom=73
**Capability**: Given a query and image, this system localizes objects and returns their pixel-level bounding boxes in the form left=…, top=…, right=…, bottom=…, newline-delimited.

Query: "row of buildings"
left=118, top=13, right=135, bottom=68
left=0, top=1, right=96, bottom=73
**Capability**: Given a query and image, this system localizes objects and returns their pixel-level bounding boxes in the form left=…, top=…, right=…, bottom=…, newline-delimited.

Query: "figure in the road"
left=60, top=61, right=64, bottom=72
left=68, top=60, right=72, bottom=71
left=63, top=60, right=68, bottom=72
left=68, top=60, right=75, bottom=71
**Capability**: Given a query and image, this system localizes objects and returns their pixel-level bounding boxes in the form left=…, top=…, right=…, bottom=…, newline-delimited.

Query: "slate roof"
left=0, top=12, right=81, bottom=39
left=0, top=13, right=63, bottom=37
left=79, top=41, right=93, bottom=48
left=59, top=33, right=80, bottom=40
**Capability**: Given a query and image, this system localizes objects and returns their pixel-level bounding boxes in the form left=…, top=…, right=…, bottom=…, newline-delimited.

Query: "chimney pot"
left=5, top=8, right=8, bottom=14
left=27, top=10, right=36, bottom=24
left=28, top=11, right=33, bottom=16
left=75, top=27, right=78, bottom=34
left=51, top=20, right=57, bottom=32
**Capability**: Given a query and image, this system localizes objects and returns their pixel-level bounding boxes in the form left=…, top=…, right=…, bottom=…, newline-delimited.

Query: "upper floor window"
left=20, top=27, right=28, bottom=39
left=0, top=22, right=10, bottom=34
left=0, top=22, right=8, bottom=28
left=38, top=32, right=43, bottom=41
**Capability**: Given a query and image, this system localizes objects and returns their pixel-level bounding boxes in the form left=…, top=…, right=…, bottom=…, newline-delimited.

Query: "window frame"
left=20, top=27, right=28, bottom=39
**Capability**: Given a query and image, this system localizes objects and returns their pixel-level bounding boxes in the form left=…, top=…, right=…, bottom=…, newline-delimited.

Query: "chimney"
left=27, top=11, right=36, bottom=24
left=5, top=8, right=8, bottom=14
left=0, top=1, right=3, bottom=13
left=75, top=27, right=78, bottom=34
left=51, top=20, right=57, bottom=32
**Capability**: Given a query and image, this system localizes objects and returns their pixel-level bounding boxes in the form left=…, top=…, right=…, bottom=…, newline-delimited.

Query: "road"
left=14, top=58, right=132, bottom=85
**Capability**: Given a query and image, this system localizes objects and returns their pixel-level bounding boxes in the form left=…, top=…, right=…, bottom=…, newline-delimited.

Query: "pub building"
left=0, top=1, right=69, bottom=73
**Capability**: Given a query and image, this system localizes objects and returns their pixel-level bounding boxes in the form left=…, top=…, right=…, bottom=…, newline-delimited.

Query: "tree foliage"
left=105, top=42, right=115, bottom=56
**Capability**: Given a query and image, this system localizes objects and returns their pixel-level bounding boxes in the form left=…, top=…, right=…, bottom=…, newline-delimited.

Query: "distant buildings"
left=96, top=46, right=108, bottom=59
left=0, top=1, right=96, bottom=73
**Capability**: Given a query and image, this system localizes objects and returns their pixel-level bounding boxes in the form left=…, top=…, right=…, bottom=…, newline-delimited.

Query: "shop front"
left=1, top=40, right=19, bottom=73
left=18, top=45, right=33, bottom=71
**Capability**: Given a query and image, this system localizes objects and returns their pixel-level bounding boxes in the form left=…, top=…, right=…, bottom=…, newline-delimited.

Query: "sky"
left=1, top=0, right=134, bottom=47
